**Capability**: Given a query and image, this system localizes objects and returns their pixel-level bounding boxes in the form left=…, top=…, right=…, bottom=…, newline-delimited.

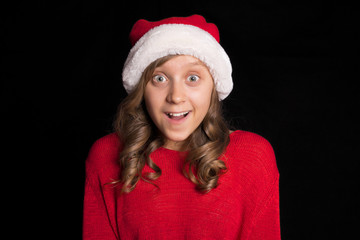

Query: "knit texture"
left=83, top=130, right=281, bottom=240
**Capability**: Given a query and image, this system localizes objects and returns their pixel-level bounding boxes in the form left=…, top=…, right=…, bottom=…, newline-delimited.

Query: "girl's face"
left=144, top=55, right=214, bottom=151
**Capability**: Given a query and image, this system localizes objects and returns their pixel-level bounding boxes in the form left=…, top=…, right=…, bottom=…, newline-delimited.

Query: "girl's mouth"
left=165, top=111, right=190, bottom=120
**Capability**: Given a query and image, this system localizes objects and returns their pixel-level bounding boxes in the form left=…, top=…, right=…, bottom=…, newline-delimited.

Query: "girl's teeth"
left=169, top=112, right=188, bottom=117
left=167, top=112, right=189, bottom=118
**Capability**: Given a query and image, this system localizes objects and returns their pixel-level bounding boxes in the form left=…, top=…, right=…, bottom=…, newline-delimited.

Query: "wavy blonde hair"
left=112, top=55, right=230, bottom=193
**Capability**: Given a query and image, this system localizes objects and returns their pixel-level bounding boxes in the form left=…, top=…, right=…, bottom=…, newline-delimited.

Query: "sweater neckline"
left=158, top=130, right=239, bottom=154
left=158, top=146, right=188, bottom=154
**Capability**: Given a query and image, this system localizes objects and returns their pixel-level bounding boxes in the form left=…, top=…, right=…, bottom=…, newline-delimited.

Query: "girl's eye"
left=187, top=75, right=199, bottom=82
left=153, top=75, right=166, bottom=82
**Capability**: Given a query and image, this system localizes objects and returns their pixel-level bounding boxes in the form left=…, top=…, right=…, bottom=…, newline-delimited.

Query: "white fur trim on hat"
left=122, top=24, right=233, bottom=100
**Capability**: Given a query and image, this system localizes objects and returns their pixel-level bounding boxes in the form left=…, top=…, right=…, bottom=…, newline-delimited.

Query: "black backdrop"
left=3, top=1, right=358, bottom=239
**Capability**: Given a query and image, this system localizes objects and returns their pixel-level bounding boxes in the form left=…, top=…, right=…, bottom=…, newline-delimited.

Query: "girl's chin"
left=162, top=136, right=189, bottom=150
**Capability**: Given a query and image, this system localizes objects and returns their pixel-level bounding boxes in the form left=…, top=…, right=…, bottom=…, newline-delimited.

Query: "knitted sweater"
left=83, top=130, right=281, bottom=240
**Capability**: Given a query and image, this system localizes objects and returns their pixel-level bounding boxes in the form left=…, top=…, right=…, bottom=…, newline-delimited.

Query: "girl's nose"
left=166, top=81, right=186, bottom=104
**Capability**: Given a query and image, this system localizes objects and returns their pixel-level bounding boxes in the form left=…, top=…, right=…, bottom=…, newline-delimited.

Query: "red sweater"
left=83, top=130, right=281, bottom=240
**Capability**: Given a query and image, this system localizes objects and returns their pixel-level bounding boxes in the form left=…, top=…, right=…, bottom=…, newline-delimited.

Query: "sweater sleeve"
left=248, top=176, right=281, bottom=240
left=83, top=172, right=118, bottom=240
left=82, top=133, right=121, bottom=240
left=234, top=131, right=281, bottom=240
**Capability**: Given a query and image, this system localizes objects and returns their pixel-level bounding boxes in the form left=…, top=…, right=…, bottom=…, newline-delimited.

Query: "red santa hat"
left=122, top=15, right=233, bottom=100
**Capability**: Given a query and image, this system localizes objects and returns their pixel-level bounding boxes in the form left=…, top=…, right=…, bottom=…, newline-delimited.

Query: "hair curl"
left=112, top=55, right=230, bottom=193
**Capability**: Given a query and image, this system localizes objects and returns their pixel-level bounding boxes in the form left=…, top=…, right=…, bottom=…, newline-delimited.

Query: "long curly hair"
left=112, top=55, right=230, bottom=194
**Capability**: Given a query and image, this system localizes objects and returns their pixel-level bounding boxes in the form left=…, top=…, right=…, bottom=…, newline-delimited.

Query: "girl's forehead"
left=155, top=55, right=209, bottom=70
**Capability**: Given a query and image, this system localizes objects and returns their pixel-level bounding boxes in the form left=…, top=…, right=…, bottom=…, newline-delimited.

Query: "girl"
left=83, top=15, right=280, bottom=239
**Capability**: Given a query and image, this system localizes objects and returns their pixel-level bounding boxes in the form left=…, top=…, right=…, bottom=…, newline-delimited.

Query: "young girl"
left=83, top=15, right=280, bottom=240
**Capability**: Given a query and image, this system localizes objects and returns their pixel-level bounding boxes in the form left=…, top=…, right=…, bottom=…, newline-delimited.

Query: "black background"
left=2, top=0, right=358, bottom=239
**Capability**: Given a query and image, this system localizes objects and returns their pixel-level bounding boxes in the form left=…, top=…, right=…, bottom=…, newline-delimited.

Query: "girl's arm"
left=83, top=134, right=120, bottom=240
left=248, top=176, right=281, bottom=240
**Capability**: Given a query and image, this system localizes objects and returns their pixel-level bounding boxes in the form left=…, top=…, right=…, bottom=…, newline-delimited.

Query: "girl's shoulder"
left=227, top=130, right=278, bottom=176
left=85, top=132, right=122, bottom=171
left=229, top=130, right=274, bottom=151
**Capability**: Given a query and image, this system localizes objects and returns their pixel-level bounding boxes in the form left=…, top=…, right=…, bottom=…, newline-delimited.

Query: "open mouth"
left=165, top=111, right=190, bottom=120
